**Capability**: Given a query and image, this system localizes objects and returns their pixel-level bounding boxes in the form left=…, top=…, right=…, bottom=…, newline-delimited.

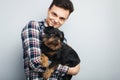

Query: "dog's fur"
left=40, top=27, right=80, bottom=80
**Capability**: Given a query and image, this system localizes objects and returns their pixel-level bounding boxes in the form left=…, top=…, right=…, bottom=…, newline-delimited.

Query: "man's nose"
left=54, top=17, right=59, bottom=23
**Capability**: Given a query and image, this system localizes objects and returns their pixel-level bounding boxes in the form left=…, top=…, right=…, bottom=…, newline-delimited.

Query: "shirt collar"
left=43, top=19, right=48, bottom=27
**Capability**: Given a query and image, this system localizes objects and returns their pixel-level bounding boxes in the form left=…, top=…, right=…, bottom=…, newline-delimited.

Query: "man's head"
left=46, top=0, right=74, bottom=28
left=49, top=0, right=74, bottom=14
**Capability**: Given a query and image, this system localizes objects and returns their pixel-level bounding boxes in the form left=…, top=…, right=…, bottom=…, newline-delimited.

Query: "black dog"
left=40, top=27, right=80, bottom=80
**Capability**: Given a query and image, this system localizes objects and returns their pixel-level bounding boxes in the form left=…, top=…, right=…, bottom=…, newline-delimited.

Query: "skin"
left=46, top=5, right=69, bottom=28
left=46, top=5, right=80, bottom=75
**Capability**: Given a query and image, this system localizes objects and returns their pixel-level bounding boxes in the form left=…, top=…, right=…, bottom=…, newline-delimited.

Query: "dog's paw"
left=43, top=68, right=54, bottom=80
left=40, top=54, right=49, bottom=67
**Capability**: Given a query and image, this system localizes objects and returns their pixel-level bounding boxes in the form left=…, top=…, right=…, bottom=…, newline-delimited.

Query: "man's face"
left=46, top=5, right=70, bottom=28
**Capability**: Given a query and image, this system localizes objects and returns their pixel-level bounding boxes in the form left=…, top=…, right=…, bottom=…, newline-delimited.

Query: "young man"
left=21, top=0, right=80, bottom=80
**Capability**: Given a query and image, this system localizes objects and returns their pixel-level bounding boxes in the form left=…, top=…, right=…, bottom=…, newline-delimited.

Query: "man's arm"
left=56, top=63, right=80, bottom=76
left=21, top=21, right=43, bottom=72
left=67, top=63, right=80, bottom=75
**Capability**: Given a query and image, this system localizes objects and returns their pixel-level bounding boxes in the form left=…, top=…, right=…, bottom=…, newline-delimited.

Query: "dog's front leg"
left=43, top=63, right=59, bottom=80
left=43, top=68, right=54, bottom=80
left=40, top=54, right=49, bottom=67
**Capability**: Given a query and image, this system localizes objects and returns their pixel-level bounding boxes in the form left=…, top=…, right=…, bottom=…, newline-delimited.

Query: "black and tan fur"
left=40, top=27, right=80, bottom=80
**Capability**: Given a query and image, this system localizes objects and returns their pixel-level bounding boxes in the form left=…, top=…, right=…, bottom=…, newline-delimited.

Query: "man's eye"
left=60, top=18, right=65, bottom=21
left=52, top=12, right=57, bottom=17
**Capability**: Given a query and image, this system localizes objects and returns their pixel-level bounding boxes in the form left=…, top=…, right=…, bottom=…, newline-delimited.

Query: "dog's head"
left=42, top=26, right=64, bottom=50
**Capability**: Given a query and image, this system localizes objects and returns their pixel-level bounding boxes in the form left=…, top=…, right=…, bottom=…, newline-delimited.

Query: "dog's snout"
left=53, top=39, right=59, bottom=46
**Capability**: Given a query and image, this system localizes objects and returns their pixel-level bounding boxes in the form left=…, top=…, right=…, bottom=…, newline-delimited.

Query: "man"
left=21, top=0, right=80, bottom=80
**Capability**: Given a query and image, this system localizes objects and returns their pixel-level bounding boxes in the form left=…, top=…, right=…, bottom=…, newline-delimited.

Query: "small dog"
left=40, top=27, right=80, bottom=80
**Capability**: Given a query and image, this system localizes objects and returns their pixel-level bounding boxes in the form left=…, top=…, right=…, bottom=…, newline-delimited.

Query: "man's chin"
left=48, top=24, right=60, bottom=28
left=48, top=24, right=54, bottom=27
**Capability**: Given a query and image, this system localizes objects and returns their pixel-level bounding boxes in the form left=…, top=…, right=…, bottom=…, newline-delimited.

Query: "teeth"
left=51, top=20, right=54, bottom=24
left=50, top=20, right=59, bottom=26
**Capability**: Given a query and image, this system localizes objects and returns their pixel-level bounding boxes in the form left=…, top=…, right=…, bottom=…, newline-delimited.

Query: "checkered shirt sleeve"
left=21, top=21, right=44, bottom=72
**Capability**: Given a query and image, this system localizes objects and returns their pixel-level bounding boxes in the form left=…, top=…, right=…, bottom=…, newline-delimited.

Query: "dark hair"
left=49, top=0, right=74, bottom=14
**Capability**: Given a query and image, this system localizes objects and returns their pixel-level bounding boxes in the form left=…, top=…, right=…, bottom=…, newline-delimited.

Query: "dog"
left=40, top=26, right=80, bottom=80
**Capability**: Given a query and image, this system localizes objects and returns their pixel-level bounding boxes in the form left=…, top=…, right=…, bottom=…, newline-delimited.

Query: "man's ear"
left=44, top=26, right=54, bottom=34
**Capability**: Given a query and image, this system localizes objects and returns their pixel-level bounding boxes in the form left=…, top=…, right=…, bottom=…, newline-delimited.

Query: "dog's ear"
left=44, top=26, right=54, bottom=34
left=60, top=31, right=65, bottom=42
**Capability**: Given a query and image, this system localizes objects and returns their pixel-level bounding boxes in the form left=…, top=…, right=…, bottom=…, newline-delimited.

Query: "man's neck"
left=44, top=19, right=48, bottom=27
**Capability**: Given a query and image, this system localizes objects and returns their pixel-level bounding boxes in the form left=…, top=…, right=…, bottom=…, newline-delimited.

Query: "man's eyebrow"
left=52, top=11, right=67, bottom=20
left=60, top=17, right=66, bottom=20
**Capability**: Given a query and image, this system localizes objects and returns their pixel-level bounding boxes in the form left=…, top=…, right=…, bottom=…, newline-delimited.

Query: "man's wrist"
left=57, top=64, right=69, bottom=75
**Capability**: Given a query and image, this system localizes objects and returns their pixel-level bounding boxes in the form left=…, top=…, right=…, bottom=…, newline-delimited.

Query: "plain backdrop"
left=0, top=0, right=120, bottom=80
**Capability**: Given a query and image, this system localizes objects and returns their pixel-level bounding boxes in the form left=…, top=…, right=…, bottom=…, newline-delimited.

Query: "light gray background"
left=0, top=0, right=120, bottom=80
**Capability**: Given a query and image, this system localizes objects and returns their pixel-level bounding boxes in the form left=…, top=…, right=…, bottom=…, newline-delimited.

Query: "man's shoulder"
left=27, top=20, right=43, bottom=26
left=21, top=19, right=45, bottom=32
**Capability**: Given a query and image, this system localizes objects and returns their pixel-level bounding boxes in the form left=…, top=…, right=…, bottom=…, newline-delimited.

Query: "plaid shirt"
left=21, top=20, right=69, bottom=80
